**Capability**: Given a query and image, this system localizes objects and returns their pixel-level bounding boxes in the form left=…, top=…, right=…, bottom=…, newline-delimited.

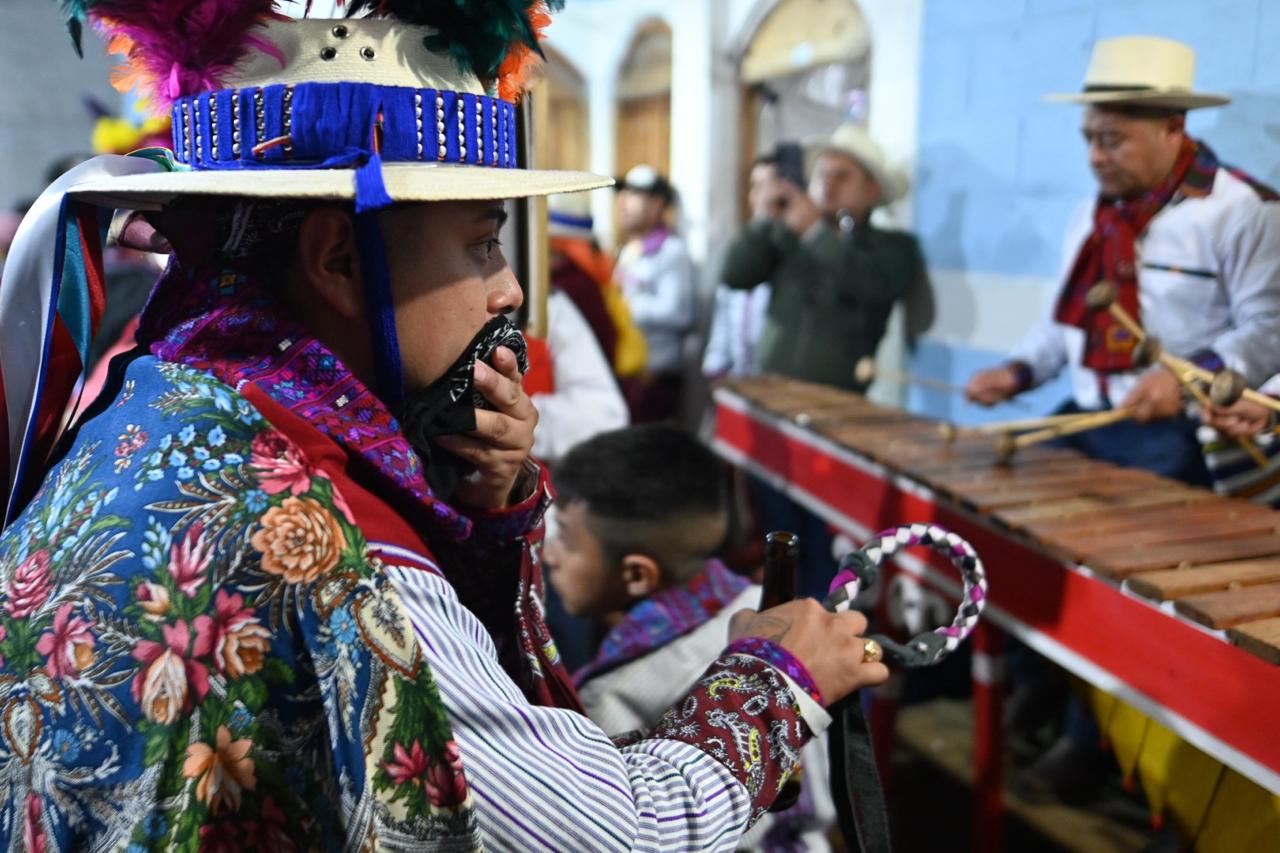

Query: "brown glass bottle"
left=759, top=530, right=800, bottom=610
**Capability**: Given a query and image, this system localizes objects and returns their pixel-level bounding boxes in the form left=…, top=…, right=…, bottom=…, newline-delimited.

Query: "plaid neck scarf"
left=1055, top=137, right=1218, bottom=372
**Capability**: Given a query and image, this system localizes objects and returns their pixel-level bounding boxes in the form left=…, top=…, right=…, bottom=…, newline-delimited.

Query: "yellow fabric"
left=603, top=280, right=648, bottom=379
left=1196, top=769, right=1280, bottom=852
left=1105, top=699, right=1150, bottom=785
left=1136, top=718, right=1223, bottom=836
left=1081, top=683, right=1280, bottom=847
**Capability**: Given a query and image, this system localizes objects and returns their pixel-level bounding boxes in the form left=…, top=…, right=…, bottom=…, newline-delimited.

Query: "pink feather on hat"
left=87, top=1, right=286, bottom=110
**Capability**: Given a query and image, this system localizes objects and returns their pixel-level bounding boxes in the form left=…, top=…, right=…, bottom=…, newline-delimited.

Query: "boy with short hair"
left=545, top=425, right=835, bottom=851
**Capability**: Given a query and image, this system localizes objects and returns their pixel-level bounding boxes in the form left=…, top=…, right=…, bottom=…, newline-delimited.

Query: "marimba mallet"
left=1208, top=367, right=1280, bottom=415
left=995, top=406, right=1136, bottom=462
left=938, top=411, right=1106, bottom=444
left=857, top=358, right=1030, bottom=410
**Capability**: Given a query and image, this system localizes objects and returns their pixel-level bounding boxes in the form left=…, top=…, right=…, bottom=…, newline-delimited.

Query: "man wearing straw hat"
left=965, top=35, right=1280, bottom=802
left=966, top=36, right=1280, bottom=486
left=720, top=123, right=925, bottom=394
left=0, top=3, right=889, bottom=848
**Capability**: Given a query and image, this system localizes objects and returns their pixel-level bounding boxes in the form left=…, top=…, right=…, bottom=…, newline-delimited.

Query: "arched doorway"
left=614, top=19, right=672, bottom=179
left=738, top=0, right=871, bottom=217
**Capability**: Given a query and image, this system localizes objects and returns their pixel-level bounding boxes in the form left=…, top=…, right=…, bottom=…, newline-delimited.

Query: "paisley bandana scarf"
left=1054, top=137, right=1216, bottom=372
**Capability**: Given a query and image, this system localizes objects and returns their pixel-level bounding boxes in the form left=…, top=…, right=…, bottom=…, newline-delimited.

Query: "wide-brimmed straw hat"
left=1044, top=36, right=1230, bottom=111
left=813, top=123, right=908, bottom=206
left=67, top=16, right=610, bottom=209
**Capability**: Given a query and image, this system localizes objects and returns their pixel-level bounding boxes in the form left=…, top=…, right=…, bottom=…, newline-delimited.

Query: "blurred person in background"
left=703, top=151, right=778, bottom=381
left=614, top=164, right=697, bottom=423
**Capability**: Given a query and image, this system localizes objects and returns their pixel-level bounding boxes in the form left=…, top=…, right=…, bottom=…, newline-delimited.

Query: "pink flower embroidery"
left=137, top=582, right=171, bottom=621
left=251, top=430, right=312, bottom=496
left=131, top=619, right=213, bottom=724
left=210, top=590, right=270, bottom=679
left=35, top=603, right=96, bottom=679
left=6, top=550, right=52, bottom=619
left=24, top=793, right=45, bottom=853
left=425, top=740, right=468, bottom=808
left=384, top=740, right=431, bottom=786
left=169, top=526, right=212, bottom=598
left=383, top=740, right=468, bottom=808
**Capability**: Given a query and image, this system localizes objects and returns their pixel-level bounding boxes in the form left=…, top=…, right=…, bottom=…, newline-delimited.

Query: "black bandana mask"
left=392, top=315, right=529, bottom=497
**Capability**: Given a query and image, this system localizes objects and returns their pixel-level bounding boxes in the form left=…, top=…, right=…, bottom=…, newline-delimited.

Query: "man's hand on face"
left=1122, top=368, right=1184, bottom=422
left=1204, top=398, right=1275, bottom=439
left=434, top=345, right=538, bottom=510
left=728, top=599, right=889, bottom=707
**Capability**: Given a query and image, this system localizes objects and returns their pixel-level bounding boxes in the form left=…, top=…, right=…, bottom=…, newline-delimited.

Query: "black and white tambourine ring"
left=823, top=523, right=987, bottom=668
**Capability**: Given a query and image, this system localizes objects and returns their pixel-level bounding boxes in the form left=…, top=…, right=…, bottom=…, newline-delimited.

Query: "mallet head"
left=1132, top=336, right=1163, bottom=368
left=1085, top=281, right=1118, bottom=311
left=854, top=357, right=877, bottom=386
left=1209, top=368, right=1247, bottom=407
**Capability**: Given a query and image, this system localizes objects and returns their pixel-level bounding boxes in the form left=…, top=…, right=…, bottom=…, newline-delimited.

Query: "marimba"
left=712, top=375, right=1280, bottom=850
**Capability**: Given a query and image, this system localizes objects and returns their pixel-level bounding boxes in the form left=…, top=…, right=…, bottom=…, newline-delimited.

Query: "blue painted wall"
left=910, top=0, right=1279, bottom=424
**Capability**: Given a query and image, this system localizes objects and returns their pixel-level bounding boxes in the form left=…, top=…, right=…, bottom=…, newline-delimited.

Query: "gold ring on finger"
left=861, top=638, right=883, bottom=664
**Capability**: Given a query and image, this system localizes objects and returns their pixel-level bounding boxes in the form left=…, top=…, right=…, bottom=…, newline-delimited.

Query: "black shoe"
left=1011, top=735, right=1111, bottom=805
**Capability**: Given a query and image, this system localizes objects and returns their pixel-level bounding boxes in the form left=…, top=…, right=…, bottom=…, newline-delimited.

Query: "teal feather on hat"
left=342, top=0, right=564, bottom=94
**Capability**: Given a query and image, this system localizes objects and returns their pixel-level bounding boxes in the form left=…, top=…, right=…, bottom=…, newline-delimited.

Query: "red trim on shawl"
left=241, top=383, right=443, bottom=573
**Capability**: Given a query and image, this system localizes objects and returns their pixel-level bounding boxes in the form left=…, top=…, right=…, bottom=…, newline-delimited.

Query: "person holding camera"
left=719, top=125, right=925, bottom=393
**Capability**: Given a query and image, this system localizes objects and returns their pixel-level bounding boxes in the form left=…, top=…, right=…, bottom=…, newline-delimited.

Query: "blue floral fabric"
left=0, top=356, right=479, bottom=851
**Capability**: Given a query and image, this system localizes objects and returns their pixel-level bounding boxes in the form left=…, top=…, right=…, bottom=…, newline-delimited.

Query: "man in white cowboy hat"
left=0, top=3, right=890, bottom=850
left=965, top=35, right=1280, bottom=803
left=966, top=36, right=1280, bottom=487
left=720, top=123, right=925, bottom=394
left=613, top=164, right=698, bottom=422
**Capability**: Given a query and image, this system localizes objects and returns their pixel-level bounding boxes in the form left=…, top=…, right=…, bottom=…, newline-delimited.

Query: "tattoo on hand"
left=752, top=615, right=791, bottom=644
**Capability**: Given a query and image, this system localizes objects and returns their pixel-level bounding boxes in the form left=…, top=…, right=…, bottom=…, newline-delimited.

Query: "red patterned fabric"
left=651, top=652, right=811, bottom=821
left=1055, top=137, right=1213, bottom=372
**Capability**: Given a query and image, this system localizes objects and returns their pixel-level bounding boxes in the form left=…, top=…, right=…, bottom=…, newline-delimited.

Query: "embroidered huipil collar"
left=138, top=262, right=476, bottom=541
left=573, top=559, right=751, bottom=687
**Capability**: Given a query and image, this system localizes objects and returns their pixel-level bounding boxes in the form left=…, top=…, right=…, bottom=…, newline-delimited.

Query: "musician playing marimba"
left=964, top=35, right=1280, bottom=802
left=965, top=36, right=1280, bottom=487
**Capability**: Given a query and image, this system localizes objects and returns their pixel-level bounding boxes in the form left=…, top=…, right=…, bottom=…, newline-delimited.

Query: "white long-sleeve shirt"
left=1012, top=166, right=1280, bottom=409
left=530, top=290, right=629, bottom=464
left=385, top=552, right=831, bottom=852
left=702, top=283, right=772, bottom=379
left=578, top=583, right=835, bottom=853
left=617, top=231, right=697, bottom=374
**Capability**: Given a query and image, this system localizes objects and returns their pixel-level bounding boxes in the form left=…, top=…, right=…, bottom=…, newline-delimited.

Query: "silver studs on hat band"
left=320, top=46, right=337, bottom=61
left=232, top=92, right=242, bottom=158
left=458, top=99, right=467, bottom=162
left=183, top=102, right=193, bottom=165
left=414, top=91, right=424, bottom=160
left=210, top=98, right=219, bottom=161
left=436, top=92, right=446, bottom=161
left=253, top=89, right=265, bottom=159
left=491, top=104, right=498, bottom=166
left=331, top=24, right=348, bottom=39
left=476, top=99, right=483, bottom=164
left=283, top=85, right=294, bottom=158
left=360, top=46, right=376, bottom=61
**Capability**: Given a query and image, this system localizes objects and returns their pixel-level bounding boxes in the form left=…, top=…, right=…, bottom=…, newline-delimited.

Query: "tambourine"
left=823, top=523, right=987, bottom=667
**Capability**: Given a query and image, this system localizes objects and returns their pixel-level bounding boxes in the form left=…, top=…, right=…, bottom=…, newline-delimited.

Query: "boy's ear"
left=620, top=553, right=662, bottom=599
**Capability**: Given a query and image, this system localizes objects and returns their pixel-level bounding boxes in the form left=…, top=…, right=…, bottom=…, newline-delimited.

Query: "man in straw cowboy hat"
left=966, top=36, right=1280, bottom=486
left=720, top=124, right=925, bottom=395
left=0, top=3, right=889, bottom=849
left=720, top=125, right=927, bottom=601
left=965, top=35, right=1280, bottom=802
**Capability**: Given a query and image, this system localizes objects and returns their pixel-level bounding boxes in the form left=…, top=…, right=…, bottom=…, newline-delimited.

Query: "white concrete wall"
left=0, top=0, right=121, bottom=211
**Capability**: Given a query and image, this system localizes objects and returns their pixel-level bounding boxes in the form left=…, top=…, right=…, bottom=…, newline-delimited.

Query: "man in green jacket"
left=721, top=124, right=926, bottom=392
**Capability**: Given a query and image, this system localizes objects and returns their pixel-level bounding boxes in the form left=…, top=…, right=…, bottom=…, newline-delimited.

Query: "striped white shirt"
left=385, top=553, right=758, bottom=851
